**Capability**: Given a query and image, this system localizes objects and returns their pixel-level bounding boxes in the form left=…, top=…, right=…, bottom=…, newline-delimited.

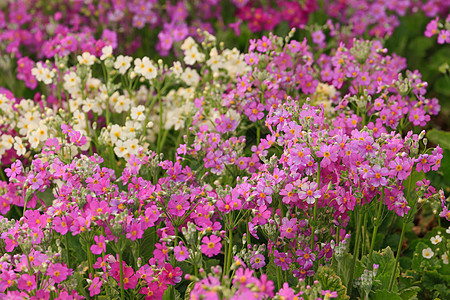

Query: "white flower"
left=77, top=52, right=96, bottom=66
left=28, top=131, right=41, bottom=149
left=180, top=67, right=200, bottom=86
left=422, top=247, right=434, bottom=259
left=184, top=46, right=205, bottom=65
left=134, top=57, right=157, bottom=80
left=123, top=120, right=141, bottom=139
left=114, top=55, right=133, bottom=74
left=181, top=37, right=196, bottom=51
left=63, top=72, right=81, bottom=94
left=113, top=95, right=131, bottom=113
left=110, top=124, right=123, bottom=144
left=31, top=62, right=55, bottom=84
left=114, top=140, right=127, bottom=158
left=100, top=46, right=113, bottom=60
left=1, top=134, right=14, bottom=150
left=171, top=61, right=183, bottom=76
left=124, top=138, right=139, bottom=155
left=446, top=227, right=450, bottom=235
left=206, top=48, right=223, bottom=72
left=131, top=105, right=145, bottom=121
left=431, top=235, right=442, bottom=245
left=443, top=253, right=449, bottom=265
left=14, top=137, right=26, bottom=156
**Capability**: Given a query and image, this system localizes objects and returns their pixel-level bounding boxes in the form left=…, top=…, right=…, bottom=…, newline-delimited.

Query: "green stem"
left=388, top=222, right=407, bottom=292
left=256, top=126, right=260, bottom=146
left=157, top=86, right=163, bottom=153
left=86, top=242, right=94, bottom=281
left=347, top=210, right=361, bottom=296
left=361, top=210, right=368, bottom=258
left=226, top=228, right=233, bottom=276
left=276, top=266, right=282, bottom=290
left=369, top=190, right=385, bottom=262
left=65, top=234, right=70, bottom=268
left=118, top=252, right=125, bottom=300
left=311, top=166, right=321, bottom=248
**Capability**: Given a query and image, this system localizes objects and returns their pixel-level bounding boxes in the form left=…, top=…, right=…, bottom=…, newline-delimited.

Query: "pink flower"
left=174, top=244, right=189, bottom=262
left=90, top=235, right=106, bottom=255
left=437, top=30, right=449, bottom=44
left=201, top=235, right=222, bottom=257
left=251, top=254, right=266, bottom=269
left=47, top=263, right=70, bottom=283
left=280, top=217, right=298, bottom=239
left=17, top=274, right=36, bottom=291
left=126, top=222, right=143, bottom=241
left=89, top=277, right=103, bottom=297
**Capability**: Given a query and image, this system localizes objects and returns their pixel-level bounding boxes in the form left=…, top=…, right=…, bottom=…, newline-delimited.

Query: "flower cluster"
left=0, top=4, right=448, bottom=298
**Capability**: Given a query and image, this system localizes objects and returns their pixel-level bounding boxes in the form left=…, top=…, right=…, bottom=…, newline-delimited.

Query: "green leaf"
left=184, top=282, right=195, bottom=300
left=369, top=247, right=399, bottom=291
left=371, top=290, right=402, bottom=300
left=316, top=266, right=350, bottom=300
left=398, top=286, right=421, bottom=300
left=412, top=242, right=430, bottom=270
left=422, top=270, right=450, bottom=298
left=427, top=129, right=450, bottom=150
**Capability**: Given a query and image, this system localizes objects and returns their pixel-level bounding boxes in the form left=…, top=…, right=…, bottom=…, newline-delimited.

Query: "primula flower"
left=233, top=268, right=255, bottom=285
left=5, top=160, right=22, bottom=179
left=89, top=277, right=103, bottom=297
left=437, top=30, right=450, bottom=44
left=274, top=250, right=292, bottom=271
left=161, top=264, right=182, bottom=284
left=431, top=235, right=442, bottom=245
left=322, top=290, right=338, bottom=298
left=296, top=247, right=316, bottom=269
left=168, top=194, right=190, bottom=217
left=90, top=235, right=106, bottom=254
left=422, top=247, right=434, bottom=259
left=17, top=274, right=36, bottom=291
left=201, top=235, right=222, bottom=257
left=251, top=254, right=266, bottom=269
left=280, top=217, right=298, bottom=239
left=47, top=263, right=70, bottom=283
left=367, top=165, right=389, bottom=187
left=174, top=244, right=189, bottom=262
left=299, top=182, right=321, bottom=204
left=317, top=144, right=338, bottom=168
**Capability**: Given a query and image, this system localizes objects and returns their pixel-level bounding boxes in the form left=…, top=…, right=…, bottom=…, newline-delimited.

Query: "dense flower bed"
left=0, top=1, right=449, bottom=300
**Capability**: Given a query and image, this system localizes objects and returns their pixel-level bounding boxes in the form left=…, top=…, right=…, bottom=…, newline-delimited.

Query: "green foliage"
left=369, top=247, right=399, bottom=292
left=316, top=266, right=349, bottom=300
left=427, top=129, right=450, bottom=150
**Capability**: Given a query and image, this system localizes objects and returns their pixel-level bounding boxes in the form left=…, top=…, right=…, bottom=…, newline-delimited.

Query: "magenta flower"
left=280, top=217, right=298, bottom=239
left=317, top=144, right=338, bottom=168
left=201, top=235, right=222, bottom=257
left=17, top=274, right=36, bottom=291
left=52, top=216, right=70, bottom=235
left=251, top=253, right=266, bottom=269
left=89, top=277, right=103, bottom=297
left=126, top=222, right=144, bottom=241
left=90, top=235, right=106, bottom=255
left=47, top=263, right=70, bottom=283
left=274, top=250, right=292, bottom=271
left=367, top=165, right=389, bottom=187
left=174, top=245, right=189, bottom=262
left=5, top=160, right=22, bottom=180
left=160, top=263, right=182, bottom=285
left=168, top=194, right=190, bottom=218
left=296, top=247, right=315, bottom=269
left=299, top=181, right=321, bottom=204
left=256, top=36, right=271, bottom=52
left=322, top=290, right=338, bottom=298
left=437, top=30, right=449, bottom=44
